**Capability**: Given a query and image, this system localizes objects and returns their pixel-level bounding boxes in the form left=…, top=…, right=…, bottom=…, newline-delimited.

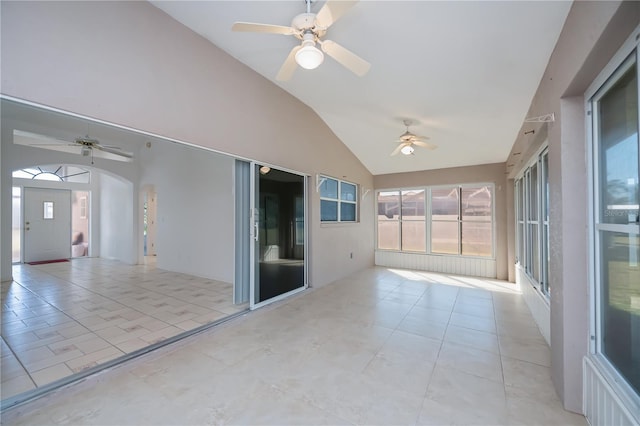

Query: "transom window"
left=319, top=176, right=357, bottom=222
left=13, top=165, right=90, bottom=183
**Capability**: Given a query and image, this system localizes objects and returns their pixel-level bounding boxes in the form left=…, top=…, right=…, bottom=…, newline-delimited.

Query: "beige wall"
left=505, top=0, right=640, bottom=414
left=0, top=0, right=374, bottom=286
left=374, top=162, right=508, bottom=280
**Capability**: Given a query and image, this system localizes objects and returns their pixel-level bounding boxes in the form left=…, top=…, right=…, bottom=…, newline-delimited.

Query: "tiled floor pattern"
left=2, top=267, right=586, bottom=425
left=1, top=258, right=246, bottom=400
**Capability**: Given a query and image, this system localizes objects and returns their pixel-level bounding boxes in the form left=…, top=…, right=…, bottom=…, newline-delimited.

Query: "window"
left=377, top=191, right=400, bottom=250
left=431, top=185, right=493, bottom=257
left=43, top=201, right=54, bottom=219
left=515, top=148, right=550, bottom=297
left=541, top=151, right=550, bottom=294
left=461, top=186, right=493, bottom=256
left=401, top=190, right=426, bottom=251
left=515, top=179, right=525, bottom=264
left=79, top=196, right=87, bottom=220
left=590, top=51, right=639, bottom=397
left=376, top=190, right=426, bottom=251
left=12, top=165, right=90, bottom=183
left=376, top=184, right=493, bottom=257
left=319, top=176, right=357, bottom=222
left=431, top=187, right=459, bottom=254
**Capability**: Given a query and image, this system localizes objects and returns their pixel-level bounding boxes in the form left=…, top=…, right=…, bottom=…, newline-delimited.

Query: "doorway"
left=252, top=165, right=307, bottom=306
left=71, top=190, right=89, bottom=257
left=23, top=187, right=71, bottom=263
left=11, top=187, right=21, bottom=263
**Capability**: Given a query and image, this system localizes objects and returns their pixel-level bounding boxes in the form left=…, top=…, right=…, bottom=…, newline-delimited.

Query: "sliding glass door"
left=250, top=165, right=307, bottom=308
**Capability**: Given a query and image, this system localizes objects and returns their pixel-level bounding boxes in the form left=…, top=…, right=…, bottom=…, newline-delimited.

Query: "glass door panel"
left=252, top=165, right=306, bottom=307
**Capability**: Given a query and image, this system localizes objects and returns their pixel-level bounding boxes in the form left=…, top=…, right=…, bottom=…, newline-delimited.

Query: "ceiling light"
left=259, top=166, right=271, bottom=175
left=400, top=145, right=414, bottom=155
left=81, top=146, right=91, bottom=156
left=295, top=33, right=324, bottom=70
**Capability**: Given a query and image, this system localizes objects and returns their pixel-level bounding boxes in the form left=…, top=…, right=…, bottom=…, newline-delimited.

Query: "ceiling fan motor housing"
left=291, top=13, right=325, bottom=38
left=400, top=131, right=414, bottom=140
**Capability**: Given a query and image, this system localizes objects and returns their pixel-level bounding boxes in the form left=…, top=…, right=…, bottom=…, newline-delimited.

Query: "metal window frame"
left=585, top=28, right=640, bottom=410
left=514, top=144, right=549, bottom=298
left=319, top=175, right=358, bottom=223
left=375, top=183, right=495, bottom=259
left=399, top=189, right=427, bottom=253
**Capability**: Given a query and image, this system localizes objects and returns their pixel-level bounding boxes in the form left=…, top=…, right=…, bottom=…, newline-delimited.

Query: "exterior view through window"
left=591, top=52, right=640, bottom=396
left=377, top=185, right=493, bottom=257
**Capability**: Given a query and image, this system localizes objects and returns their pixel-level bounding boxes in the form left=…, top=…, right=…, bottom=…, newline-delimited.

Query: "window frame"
left=318, top=175, right=358, bottom=223
left=586, top=40, right=640, bottom=409
left=376, top=189, right=401, bottom=250
left=514, top=145, right=550, bottom=299
left=400, top=188, right=427, bottom=252
left=430, top=185, right=460, bottom=255
left=375, top=183, right=495, bottom=259
left=79, top=196, right=88, bottom=220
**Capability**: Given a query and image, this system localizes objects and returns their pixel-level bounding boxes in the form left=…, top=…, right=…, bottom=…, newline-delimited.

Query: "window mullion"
left=337, top=181, right=341, bottom=222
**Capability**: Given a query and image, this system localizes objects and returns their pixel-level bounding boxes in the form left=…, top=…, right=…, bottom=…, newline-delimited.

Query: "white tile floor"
left=1, top=266, right=586, bottom=425
left=1, top=258, right=246, bottom=399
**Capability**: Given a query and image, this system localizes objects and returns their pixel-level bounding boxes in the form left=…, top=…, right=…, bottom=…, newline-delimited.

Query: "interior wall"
left=0, top=112, right=139, bottom=278
left=138, top=140, right=234, bottom=283
left=0, top=0, right=375, bottom=288
left=504, top=0, right=640, bottom=414
left=99, top=173, right=135, bottom=264
left=1, top=106, right=236, bottom=283
left=374, top=162, right=509, bottom=281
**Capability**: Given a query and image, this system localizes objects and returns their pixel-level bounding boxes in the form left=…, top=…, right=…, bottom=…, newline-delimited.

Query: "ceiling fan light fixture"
left=259, top=166, right=271, bottom=175
left=81, top=146, right=91, bottom=157
left=400, top=145, right=414, bottom=155
left=295, top=38, right=324, bottom=70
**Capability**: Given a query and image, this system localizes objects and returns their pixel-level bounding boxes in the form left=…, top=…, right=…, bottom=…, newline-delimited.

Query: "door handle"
left=254, top=222, right=259, bottom=242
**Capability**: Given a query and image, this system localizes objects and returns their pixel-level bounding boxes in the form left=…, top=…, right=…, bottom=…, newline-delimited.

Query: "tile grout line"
left=414, top=283, right=458, bottom=425
left=0, top=335, right=37, bottom=390
left=4, top=262, right=240, bottom=395
left=492, top=292, right=509, bottom=409
left=17, top=262, right=229, bottom=335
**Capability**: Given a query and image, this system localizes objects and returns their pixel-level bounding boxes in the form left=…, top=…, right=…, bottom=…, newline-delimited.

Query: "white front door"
left=24, top=188, right=71, bottom=263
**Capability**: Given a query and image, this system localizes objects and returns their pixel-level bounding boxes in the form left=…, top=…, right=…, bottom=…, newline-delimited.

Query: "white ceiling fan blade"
left=276, top=45, right=302, bottom=81
left=390, top=143, right=407, bottom=156
left=232, top=22, right=296, bottom=36
left=320, top=40, right=370, bottom=77
left=28, top=144, right=84, bottom=156
left=91, top=146, right=132, bottom=162
left=413, top=140, right=437, bottom=150
left=315, top=0, right=358, bottom=29
left=28, top=143, right=74, bottom=148
left=14, top=129, right=69, bottom=146
left=94, top=144, right=133, bottom=159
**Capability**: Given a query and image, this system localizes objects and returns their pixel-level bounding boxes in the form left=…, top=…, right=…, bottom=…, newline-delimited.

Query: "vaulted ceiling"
left=150, top=0, right=572, bottom=175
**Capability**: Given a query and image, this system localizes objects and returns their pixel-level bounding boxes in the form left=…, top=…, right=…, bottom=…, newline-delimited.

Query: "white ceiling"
left=151, top=0, right=571, bottom=176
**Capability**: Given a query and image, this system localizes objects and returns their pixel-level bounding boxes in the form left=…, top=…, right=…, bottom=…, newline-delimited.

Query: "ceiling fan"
left=391, top=120, right=437, bottom=156
left=232, top=0, right=370, bottom=81
left=13, top=130, right=134, bottom=163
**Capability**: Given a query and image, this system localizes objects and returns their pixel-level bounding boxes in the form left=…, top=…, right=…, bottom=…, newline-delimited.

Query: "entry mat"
left=27, top=259, right=69, bottom=266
